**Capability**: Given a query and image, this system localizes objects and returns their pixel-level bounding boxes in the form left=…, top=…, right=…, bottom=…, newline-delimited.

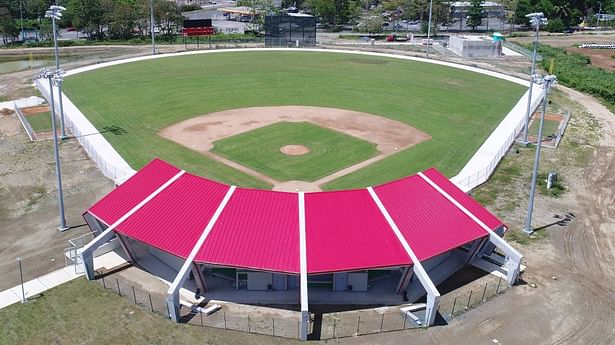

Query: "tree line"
left=1, top=0, right=613, bottom=44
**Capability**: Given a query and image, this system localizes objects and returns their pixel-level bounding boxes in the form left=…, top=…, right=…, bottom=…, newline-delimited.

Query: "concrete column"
left=396, top=266, right=414, bottom=295
left=192, top=263, right=207, bottom=294
left=116, top=233, right=137, bottom=263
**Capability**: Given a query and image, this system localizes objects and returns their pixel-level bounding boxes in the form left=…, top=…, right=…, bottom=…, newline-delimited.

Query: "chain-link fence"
left=94, top=275, right=302, bottom=340
left=439, top=276, right=507, bottom=321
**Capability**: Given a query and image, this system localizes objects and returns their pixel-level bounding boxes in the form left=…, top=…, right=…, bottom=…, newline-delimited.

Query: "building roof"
left=86, top=159, right=504, bottom=273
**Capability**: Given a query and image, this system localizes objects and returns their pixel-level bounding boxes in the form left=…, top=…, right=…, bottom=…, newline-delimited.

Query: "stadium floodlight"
left=38, top=68, right=68, bottom=231
left=523, top=74, right=557, bottom=235
left=45, top=5, right=68, bottom=139
left=521, top=12, right=547, bottom=144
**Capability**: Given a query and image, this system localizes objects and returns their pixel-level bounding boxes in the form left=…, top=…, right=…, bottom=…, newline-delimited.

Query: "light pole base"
left=58, top=226, right=70, bottom=232
left=522, top=227, right=534, bottom=235
left=60, top=135, right=70, bottom=141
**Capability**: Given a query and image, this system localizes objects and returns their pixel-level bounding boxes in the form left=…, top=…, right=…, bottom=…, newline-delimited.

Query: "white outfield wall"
left=35, top=48, right=545, bottom=190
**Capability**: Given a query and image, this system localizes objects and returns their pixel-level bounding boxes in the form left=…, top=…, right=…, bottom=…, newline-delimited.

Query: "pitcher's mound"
left=280, top=144, right=310, bottom=156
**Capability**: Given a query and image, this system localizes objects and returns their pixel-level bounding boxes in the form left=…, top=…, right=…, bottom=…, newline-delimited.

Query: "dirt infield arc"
left=159, top=106, right=430, bottom=191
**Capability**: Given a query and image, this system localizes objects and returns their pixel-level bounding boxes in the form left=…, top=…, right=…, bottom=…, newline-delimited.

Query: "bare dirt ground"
left=160, top=106, right=429, bottom=191
left=510, top=33, right=615, bottom=48
left=567, top=47, right=615, bottom=71
left=0, top=113, right=114, bottom=291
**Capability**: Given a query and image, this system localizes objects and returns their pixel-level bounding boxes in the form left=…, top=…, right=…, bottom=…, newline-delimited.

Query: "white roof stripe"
left=298, top=192, right=308, bottom=311
left=417, top=172, right=522, bottom=258
left=82, top=170, right=185, bottom=253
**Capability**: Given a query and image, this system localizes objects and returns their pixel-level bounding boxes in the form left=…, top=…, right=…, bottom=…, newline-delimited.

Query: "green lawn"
left=529, top=117, right=561, bottom=140
left=212, top=122, right=378, bottom=181
left=0, top=278, right=293, bottom=345
left=62, top=51, right=526, bottom=190
left=25, top=111, right=52, bottom=132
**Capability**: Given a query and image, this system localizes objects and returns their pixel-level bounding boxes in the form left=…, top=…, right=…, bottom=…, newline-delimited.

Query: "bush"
left=180, top=4, right=201, bottom=12
left=546, top=19, right=565, bottom=33
left=538, top=44, right=615, bottom=106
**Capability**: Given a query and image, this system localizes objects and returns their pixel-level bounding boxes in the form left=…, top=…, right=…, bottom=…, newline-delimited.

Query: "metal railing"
left=13, top=101, right=37, bottom=141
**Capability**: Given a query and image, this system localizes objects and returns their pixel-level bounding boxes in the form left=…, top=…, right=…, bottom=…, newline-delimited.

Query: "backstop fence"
left=265, top=16, right=317, bottom=48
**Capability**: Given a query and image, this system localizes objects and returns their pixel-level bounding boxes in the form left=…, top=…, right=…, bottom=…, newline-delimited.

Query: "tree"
left=0, top=6, right=19, bottom=44
left=306, top=0, right=360, bottom=28
left=467, top=0, right=484, bottom=30
left=65, top=0, right=107, bottom=39
left=154, top=0, right=182, bottom=38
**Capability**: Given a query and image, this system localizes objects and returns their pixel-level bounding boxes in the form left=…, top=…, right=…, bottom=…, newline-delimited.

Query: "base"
left=58, top=226, right=70, bottom=232
left=521, top=227, right=534, bottom=235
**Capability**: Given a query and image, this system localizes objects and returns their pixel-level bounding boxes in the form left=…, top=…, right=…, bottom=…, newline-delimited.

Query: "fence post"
left=148, top=293, right=154, bottom=312
left=247, top=315, right=250, bottom=333
left=403, top=312, right=407, bottom=330
left=132, top=286, right=137, bottom=304
left=116, top=278, right=121, bottom=296
left=450, top=296, right=457, bottom=316
left=466, top=290, right=473, bottom=309
left=380, top=313, right=384, bottom=332
left=223, top=311, right=226, bottom=329
left=496, top=277, right=502, bottom=294
left=333, top=318, right=337, bottom=338
left=356, top=315, right=361, bottom=335
left=481, top=283, right=488, bottom=302
left=200, top=311, right=203, bottom=327
left=102, top=275, right=106, bottom=289
left=272, top=318, right=275, bottom=336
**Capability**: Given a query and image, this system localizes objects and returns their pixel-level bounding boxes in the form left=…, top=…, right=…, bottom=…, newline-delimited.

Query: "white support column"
left=80, top=170, right=185, bottom=281
left=417, top=172, right=523, bottom=286
left=368, top=187, right=440, bottom=327
left=298, top=192, right=309, bottom=341
left=166, top=186, right=236, bottom=322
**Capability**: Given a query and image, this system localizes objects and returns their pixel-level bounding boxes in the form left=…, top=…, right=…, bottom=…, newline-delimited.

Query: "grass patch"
left=0, top=278, right=295, bottom=345
left=25, top=112, right=52, bottom=132
left=212, top=122, right=378, bottom=181
left=528, top=117, right=561, bottom=140
left=62, top=51, right=525, bottom=189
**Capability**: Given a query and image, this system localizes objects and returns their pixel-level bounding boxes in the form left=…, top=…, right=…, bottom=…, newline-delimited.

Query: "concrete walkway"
left=0, top=266, right=82, bottom=309
left=0, top=250, right=127, bottom=310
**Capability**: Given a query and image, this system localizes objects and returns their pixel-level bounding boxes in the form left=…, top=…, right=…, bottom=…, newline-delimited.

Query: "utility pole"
left=426, top=0, right=433, bottom=57
left=151, top=0, right=156, bottom=55
left=521, top=12, right=547, bottom=143
left=40, top=69, right=68, bottom=231
left=45, top=5, right=68, bottom=139
left=523, top=74, right=557, bottom=235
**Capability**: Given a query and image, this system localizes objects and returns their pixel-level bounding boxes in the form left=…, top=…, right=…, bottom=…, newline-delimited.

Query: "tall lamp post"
left=39, top=69, right=68, bottom=231
left=151, top=0, right=156, bottom=55
left=45, top=5, right=68, bottom=140
left=521, top=12, right=547, bottom=143
left=426, top=0, right=434, bottom=57
left=523, top=74, right=557, bottom=235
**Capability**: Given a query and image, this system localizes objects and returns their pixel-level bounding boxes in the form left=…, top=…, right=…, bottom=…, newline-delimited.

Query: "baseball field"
left=62, top=51, right=526, bottom=190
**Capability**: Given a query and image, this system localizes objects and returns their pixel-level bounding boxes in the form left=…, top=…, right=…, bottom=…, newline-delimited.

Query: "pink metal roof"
left=115, top=173, right=230, bottom=258
left=88, top=159, right=180, bottom=225
left=422, top=168, right=504, bottom=230
left=86, top=158, right=503, bottom=273
left=196, top=188, right=300, bottom=273
left=305, top=189, right=411, bottom=274
left=374, top=174, right=491, bottom=262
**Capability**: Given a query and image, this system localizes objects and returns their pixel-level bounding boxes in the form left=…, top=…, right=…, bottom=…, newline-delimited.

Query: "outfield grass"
left=212, top=122, right=378, bottom=181
left=25, top=111, right=52, bottom=132
left=0, top=278, right=293, bottom=345
left=62, top=51, right=526, bottom=190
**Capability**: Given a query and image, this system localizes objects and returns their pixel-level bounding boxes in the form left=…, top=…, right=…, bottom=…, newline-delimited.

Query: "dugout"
left=265, top=14, right=316, bottom=47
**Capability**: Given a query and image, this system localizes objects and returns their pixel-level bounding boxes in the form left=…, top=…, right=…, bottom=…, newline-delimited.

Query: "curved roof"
left=87, top=158, right=504, bottom=274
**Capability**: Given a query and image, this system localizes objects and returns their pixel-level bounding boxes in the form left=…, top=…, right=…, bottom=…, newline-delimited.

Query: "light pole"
left=17, top=257, right=26, bottom=303
left=151, top=0, right=156, bottom=55
left=40, top=69, right=68, bottom=231
left=45, top=5, right=68, bottom=140
left=426, top=0, right=433, bottom=57
left=523, top=74, right=557, bottom=235
left=521, top=12, right=547, bottom=143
